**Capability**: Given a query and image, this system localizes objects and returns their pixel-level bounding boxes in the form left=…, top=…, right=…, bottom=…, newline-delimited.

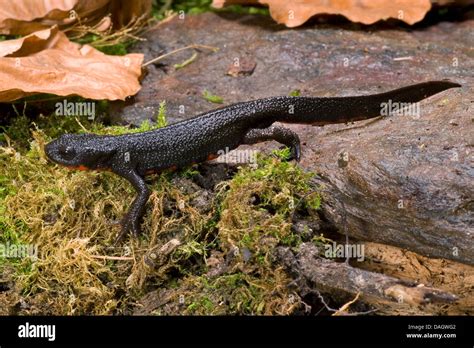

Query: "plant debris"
left=202, top=90, right=224, bottom=104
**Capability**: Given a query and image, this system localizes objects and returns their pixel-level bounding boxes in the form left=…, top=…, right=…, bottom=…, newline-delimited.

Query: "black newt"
left=44, top=81, right=461, bottom=242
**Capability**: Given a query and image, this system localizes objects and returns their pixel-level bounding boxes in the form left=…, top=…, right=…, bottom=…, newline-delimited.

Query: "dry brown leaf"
left=0, top=26, right=143, bottom=101
left=212, top=0, right=433, bottom=26
left=0, top=0, right=151, bottom=35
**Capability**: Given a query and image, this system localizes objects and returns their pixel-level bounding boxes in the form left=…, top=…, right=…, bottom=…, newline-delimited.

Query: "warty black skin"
left=44, top=81, right=461, bottom=242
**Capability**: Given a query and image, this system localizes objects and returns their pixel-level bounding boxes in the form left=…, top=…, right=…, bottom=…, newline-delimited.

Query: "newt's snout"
left=44, top=140, right=59, bottom=163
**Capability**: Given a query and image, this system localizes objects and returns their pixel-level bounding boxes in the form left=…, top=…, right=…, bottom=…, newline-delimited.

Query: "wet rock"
left=119, top=13, right=472, bottom=264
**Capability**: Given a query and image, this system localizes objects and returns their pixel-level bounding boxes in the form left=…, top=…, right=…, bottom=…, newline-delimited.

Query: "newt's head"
left=45, top=133, right=114, bottom=171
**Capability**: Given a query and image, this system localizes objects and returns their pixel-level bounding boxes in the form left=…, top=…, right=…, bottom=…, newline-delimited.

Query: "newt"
left=44, top=81, right=460, bottom=242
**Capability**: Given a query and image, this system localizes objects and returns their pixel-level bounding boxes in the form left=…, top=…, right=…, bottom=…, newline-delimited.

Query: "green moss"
left=224, top=5, right=269, bottom=16
left=90, top=119, right=164, bottom=136
left=0, top=115, right=30, bottom=149
left=174, top=0, right=213, bottom=14
left=181, top=167, right=200, bottom=178
left=96, top=43, right=129, bottom=56
left=289, top=89, right=301, bottom=97
left=155, top=101, right=168, bottom=128
left=305, top=192, right=321, bottom=211
left=1, top=99, right=108, bottom=152
left=74, top=34, right=132, bottom=56
left=187, top=295, right=215, bottom=314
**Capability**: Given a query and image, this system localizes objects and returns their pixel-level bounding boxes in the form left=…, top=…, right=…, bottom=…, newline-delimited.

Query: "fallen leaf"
left=212, top=0, right=433, bottom=26
left=0, top=26, right=143, bottom=101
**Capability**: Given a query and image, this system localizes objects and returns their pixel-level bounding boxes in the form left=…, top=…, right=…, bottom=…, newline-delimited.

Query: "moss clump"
left=177, top=269, right=300, bottom=315
left=289, top=89, right=301, bottom=97
left=150, top=149, right=321, bottom=316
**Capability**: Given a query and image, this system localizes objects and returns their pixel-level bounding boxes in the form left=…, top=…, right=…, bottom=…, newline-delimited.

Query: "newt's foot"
left=289, top=144, right=301, bottom=162
left=114, top=214, right=141, bottom=244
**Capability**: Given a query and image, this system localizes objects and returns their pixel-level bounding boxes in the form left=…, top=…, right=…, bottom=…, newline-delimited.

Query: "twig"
left=75, top=117, right=90, bottom=133
left=314, top=289, right=338, bottom=312
left=315, top=289, right=377, bottom=316
left=144, top=12, right=177, bottom=33
left=333, top=292, right=360, bottom=315
left=11, top=102, right=27, bottom=117
left=174, top=52, right=198, bottom=69
left=65, top=13, right=148, bottom=48
left=156, top=0, right=173, bottom=18
left=393, top=56, right=413, bottom=61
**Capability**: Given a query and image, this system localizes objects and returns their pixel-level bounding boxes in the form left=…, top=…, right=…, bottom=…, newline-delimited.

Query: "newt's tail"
left=274, top=81, right=460, bottom=125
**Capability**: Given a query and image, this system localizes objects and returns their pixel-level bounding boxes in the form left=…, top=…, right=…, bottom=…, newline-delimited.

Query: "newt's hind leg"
left=243, top=125, right=301, bottom=161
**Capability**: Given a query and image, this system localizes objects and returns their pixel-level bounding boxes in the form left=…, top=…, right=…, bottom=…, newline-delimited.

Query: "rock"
left=119, top=13, right=473, bottom=264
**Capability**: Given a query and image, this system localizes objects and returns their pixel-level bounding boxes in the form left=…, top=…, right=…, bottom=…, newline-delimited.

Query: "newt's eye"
left=59, top=146, right=76, bottom=160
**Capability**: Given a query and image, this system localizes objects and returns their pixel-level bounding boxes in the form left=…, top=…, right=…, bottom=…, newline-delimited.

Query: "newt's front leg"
left=113, top=168, right=150, bottom=243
